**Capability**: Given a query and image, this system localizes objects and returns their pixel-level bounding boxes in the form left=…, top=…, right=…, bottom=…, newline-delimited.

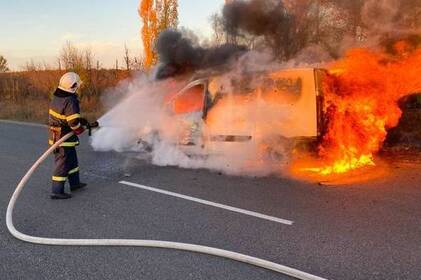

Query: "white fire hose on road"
left=6, top=131, right=327, bottom=280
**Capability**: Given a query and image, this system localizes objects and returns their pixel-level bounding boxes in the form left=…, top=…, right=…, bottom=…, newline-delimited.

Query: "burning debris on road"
left=92, top=0, right=421, bottom=181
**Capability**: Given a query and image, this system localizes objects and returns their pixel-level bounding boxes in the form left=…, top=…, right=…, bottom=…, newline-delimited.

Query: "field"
left=0, top=70, right=131, bottom=123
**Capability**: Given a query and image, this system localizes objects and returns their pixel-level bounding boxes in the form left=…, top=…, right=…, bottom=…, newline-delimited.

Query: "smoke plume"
left=222, top=0, right=292, bottom=56
left=155, top=29, right=247, bottom=79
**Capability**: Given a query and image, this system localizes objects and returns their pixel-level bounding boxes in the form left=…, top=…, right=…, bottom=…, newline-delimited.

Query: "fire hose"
left=6, top=130, right=328, bottom=280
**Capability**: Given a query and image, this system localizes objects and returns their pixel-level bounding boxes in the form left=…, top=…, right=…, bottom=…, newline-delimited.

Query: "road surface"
left=1, top=121, right=420, bottom=280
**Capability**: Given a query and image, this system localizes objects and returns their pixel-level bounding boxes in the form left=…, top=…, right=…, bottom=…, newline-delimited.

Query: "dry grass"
left=0, top=100, right=49, bottom=122
left=0, top=70, right=132, bottom=123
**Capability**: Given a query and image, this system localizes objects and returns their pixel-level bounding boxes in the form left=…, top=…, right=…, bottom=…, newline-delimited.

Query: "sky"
left=0, top=0, right=224, bottom=70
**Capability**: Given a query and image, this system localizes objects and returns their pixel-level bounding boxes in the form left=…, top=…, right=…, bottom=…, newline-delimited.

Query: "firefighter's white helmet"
left=58, top=72, right=82, bottom=93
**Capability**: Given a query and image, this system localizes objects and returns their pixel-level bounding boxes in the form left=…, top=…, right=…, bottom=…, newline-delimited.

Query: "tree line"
left=0, top=41, right=135, bottom=122
left=211, top=0, right=420, bottom=60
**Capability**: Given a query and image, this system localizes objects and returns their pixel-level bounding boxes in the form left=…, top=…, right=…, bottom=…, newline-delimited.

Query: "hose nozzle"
left=87, top=121, right=100, bottom=136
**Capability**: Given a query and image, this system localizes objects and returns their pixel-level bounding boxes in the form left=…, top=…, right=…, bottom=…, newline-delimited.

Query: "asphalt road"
left=1, top=121, right=421, bottom=280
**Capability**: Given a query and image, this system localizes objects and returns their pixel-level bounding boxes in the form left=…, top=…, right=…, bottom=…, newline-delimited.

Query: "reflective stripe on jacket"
left=48, top=88, right=82, bottom=147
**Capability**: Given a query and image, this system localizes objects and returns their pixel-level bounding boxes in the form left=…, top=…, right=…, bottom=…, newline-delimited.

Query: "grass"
left=0, top=100, right=50, bottom=123
left=0, top=99, right=104, bottom=124
left=0, top=69, right=131, bottom=124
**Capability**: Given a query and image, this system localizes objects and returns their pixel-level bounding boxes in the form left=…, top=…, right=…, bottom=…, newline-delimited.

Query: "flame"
left=303, top=41, right=421, bottom=176
left=170, top=86, right=204, bottom=114
left=161, top=40, right=420, bottom=179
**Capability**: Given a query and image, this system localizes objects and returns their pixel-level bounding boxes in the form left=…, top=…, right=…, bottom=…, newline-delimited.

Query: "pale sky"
left=0, top=0, right=224, bottom=70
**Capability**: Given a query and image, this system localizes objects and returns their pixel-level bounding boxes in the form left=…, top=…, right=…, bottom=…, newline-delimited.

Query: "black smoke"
left=155, top=0, right=299, bottom=80
left=222, top=0, right=294, bottom=58
left=155, top=29, right=247, bottom=80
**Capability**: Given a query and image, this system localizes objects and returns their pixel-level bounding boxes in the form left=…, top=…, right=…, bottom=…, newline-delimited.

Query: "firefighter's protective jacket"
left=48, top=88, right=82, bottom=147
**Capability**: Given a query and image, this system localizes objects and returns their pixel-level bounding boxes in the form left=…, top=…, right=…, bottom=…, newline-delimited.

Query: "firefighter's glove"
left=74, top=127, right=85, bottom=136
left=86, top=121, right=99, bottom=136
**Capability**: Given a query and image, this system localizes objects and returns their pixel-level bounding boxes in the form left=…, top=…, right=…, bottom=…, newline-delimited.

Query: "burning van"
left=160, top=68, right=327, bottom=158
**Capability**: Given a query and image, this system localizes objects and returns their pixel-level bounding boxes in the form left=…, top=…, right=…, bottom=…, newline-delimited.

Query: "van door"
left=169, top=82, right=206, bottom=147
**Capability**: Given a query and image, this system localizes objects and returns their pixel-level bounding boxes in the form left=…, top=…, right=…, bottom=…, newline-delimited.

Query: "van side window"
left=173, top=85, right=204, bottom=114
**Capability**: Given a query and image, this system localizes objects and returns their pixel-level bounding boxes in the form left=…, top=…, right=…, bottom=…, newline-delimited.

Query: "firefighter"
left=48, top=72, right=88, bottom=199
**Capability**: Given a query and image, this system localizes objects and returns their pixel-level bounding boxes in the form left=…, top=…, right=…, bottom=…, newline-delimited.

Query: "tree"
left=156, top=0, right=178, bottom=31
left=0, top=55, right=9, bottom=72
left=210, top=13, right=226, bottom=46
left=59, top=41, right=84, bottom=71
left=223, top=0, right=367, bottom=58
left=139, top=0, right=157, bottom=68
left=24, top=59, right=40, bottom=71
left=139, top=0, right=178, bottom=69
left=57, top=41, right=100, bottom=98
left=123, top=44, right=131, bottom=71
left=83, top=48, right=94, bottom=71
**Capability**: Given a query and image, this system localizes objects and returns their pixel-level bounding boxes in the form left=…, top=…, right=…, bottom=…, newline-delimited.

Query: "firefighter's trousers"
left=52, top=147, right=80, bottom=194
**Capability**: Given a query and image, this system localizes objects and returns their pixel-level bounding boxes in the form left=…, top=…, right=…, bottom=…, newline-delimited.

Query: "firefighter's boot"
left=50, top=192, right=72, bottom=200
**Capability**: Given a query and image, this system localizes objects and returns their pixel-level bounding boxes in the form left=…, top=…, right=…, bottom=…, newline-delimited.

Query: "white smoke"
left=91, top=74, right=171, bottom=152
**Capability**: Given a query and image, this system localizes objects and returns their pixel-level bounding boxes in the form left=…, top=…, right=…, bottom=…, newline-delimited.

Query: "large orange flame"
left=305, top=42, right=421, bottom=176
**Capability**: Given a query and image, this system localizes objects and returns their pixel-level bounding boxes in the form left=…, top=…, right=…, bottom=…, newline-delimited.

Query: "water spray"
left=5, top=128, right=327, bottom=280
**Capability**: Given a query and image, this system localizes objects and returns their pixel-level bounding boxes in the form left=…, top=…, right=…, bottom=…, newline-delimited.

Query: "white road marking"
left=119, top=180, right=294, bottom=226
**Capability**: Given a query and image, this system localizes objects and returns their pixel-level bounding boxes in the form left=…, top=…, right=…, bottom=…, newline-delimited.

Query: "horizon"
left=0, top=0, right=223, bottom=71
